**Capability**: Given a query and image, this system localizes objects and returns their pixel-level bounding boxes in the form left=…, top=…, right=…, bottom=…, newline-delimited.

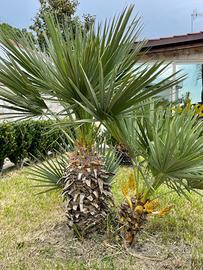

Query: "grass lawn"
left=0, top=167, right=202, bottom=270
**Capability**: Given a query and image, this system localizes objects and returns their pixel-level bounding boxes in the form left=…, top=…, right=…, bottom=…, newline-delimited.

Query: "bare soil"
left=7, top=220, right=196, bottom=270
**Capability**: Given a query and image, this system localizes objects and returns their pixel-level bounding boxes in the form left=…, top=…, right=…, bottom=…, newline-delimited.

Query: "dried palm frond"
left=119, top=173, right=172, bottom=246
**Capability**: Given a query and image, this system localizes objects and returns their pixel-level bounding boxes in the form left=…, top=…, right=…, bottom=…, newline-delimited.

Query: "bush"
left=0, top=120, right=68, bottom=170
left=0, top=122, right=16, bottom=169
left=28, top=120, right=62, bottom=159
left=8, top=121, right=34, bottom=166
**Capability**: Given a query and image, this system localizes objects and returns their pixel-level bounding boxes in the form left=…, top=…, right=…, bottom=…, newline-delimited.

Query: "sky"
left=0, top=0, right=203, bottom=39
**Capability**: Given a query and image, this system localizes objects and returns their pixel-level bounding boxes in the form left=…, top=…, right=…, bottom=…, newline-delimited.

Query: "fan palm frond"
left=28, top=153, right=68, bottom=193
left=0, top=6, right=184, bottom=122
left=111, top=105, right=203, bottom=198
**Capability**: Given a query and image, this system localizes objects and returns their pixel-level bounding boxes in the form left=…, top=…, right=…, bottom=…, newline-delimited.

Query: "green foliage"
left=0, top=122, right=16, bottom=169
left=9, top=121, right=35, bottom=165
left=0, top=23, right=23, bottom=39
left=111, top=104, right=203, bottom=198
left=30, top=0, right=95, bottom=47
left=0, top=5, right=185, bottom=198
left=0, top=6, right=183, bottom=127
left=0, top=23, right=34, bottom=43
left=28, top=120, right=62, bottom=158
left=0, top=120, right=68, bottom=169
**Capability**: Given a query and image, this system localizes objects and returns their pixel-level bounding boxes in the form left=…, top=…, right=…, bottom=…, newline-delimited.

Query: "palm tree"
left=0, top=6, right=183, bottom=236
left=109, top=104, right=203, bottom=244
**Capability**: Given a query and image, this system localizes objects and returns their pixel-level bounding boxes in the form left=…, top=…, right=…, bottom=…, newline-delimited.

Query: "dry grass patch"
left=0, top=167, right=202, bottom=269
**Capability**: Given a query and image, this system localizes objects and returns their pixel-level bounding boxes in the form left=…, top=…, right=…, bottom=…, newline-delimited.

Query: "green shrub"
left=0, top=120, right=69, bottom=169
left=28, top=120, right=63, bottom=159
left=8, top=121, right=34, bottom=166
left=0, top=122, right=16, bottom=170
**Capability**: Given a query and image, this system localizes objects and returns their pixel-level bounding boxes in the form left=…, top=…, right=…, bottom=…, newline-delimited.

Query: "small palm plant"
left=0, top=6, right=182, bottom=236
left=110, top=105, right=203, bottom=244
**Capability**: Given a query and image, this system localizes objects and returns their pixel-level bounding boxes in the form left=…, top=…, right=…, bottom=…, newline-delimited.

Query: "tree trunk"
left=59, top=146, right=115, bottom=237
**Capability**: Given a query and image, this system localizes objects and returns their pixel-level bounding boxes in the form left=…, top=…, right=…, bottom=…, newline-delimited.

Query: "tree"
left=0, top=23, right=23, bottom=39
left=108, top=102, right=203, bottom=244
left=0, top=23, right=34, bottom=43
left=30, top=0, right=95, bottom=47
left=0, top=6, right=182, bottom=236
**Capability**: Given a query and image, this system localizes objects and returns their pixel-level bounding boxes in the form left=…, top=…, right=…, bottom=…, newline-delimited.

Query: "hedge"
left=0, top=120, right=68, bottom=170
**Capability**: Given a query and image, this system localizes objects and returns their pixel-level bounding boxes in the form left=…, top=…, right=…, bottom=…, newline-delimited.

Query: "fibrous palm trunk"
left=119, top=195, right=172, bottom=246
left=119, top=196, right=147, bottom=246
left=59, top=146, right=114, bottom=236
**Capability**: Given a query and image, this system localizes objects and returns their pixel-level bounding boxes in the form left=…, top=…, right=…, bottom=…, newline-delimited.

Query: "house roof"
left=139, top=32, right=203, bottom=62
left=142, top=32, right=203, bottom=50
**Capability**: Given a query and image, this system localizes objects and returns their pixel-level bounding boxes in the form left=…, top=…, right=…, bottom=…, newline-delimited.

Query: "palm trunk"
left=59, top=146, right=114, bottom=237
left=119, top=195, right=148, bottom=245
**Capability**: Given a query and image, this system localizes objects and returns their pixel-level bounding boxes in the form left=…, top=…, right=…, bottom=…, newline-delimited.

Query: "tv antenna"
left=191, top=9, right=203, bottom=32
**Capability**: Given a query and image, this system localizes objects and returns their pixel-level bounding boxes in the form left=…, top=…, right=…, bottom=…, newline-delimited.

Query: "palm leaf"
left=0, top=6, right=184, bottom=123
left=111, top=104, right=203, bottom=197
